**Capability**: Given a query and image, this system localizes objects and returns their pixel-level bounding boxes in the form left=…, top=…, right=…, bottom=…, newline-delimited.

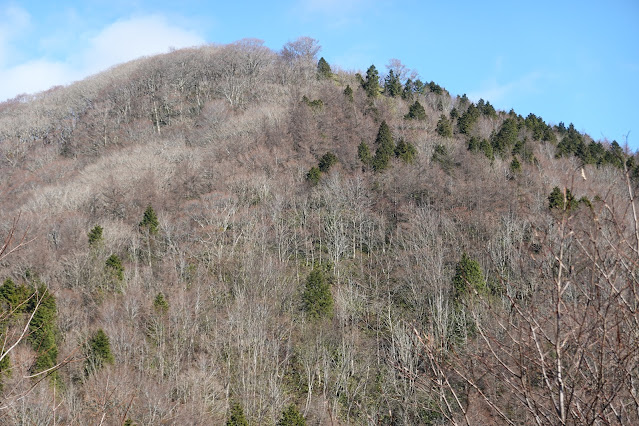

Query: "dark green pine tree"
left=548, top=186, right=565, bottom=210
left=105, top=254, right=124, bottom=282
left=227, top=402, right=249, bottom=426
left=139, top=205, right=159, bottom=235
left=317, top=57, right=332, bottom=79
left=0, top=278, right=30, bottom=313
left=277, top=404, right=306, bottom=426
left=452, top=253, right=487, bottom=305
left=491, top=117, right=519, bottom=157
left=28, top=286, right=58, bottom=375
left=509, top=156, right=522, bottom=174
left=479, top=138, right=495, bottom=161
left=395, top=139, right=417, bottom=164
left=302, top=268, right=333, bottom=320
left=343, top=84, right=353, bottom=102
left=457, top=104, right=480, bottom=134
left=85, top=328, right=115, bottom=375
left=318, top=152, right=338, bottom=173
left=372, top=121, right=395, bottom=172
left=401, top=78, right=414, bottom=100
left=363, top=65, right=380, bottom=98
left=358, top=141, right=372, bottom=167
left=436, top=114, right=453, bottom=137
left=88, top=225, right=103, bottom=247
left=548, top=187, right=577, bottom=211
left=404, top=100, right=427, bottom=121
left=383, top=69, right=402, bottom=97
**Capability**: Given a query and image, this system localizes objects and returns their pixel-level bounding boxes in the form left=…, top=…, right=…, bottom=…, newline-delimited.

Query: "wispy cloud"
left=466, top=71, right=546, bottom=107
left=0, top=13, right=205, bottom=102
left=0, top=5, right=31, bottom=66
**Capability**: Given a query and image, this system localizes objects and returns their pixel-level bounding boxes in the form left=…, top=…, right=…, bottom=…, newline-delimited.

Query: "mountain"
left=0, top=37, right=638, bottom=424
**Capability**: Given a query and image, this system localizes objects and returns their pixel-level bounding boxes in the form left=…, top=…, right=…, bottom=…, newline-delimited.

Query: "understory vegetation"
left=0, top=37, right=637, bottom=425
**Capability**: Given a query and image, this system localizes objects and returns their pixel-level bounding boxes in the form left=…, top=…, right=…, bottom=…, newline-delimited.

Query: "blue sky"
left=1, top=0, right=638, bottom=148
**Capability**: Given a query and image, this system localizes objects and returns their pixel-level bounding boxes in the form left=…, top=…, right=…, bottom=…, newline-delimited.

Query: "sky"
left=1, top=0, right=638, bottom=148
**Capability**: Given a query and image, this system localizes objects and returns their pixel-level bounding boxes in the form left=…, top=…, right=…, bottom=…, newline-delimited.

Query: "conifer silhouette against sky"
left=1, top=0, right=637, bottom=148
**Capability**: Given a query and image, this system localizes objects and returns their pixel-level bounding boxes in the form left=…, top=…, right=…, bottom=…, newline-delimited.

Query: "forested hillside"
left=0, top=37, right=638, bottom=425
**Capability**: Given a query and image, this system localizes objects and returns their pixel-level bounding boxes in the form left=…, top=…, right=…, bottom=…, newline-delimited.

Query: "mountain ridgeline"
left=0, top=37, right=638, bottom=424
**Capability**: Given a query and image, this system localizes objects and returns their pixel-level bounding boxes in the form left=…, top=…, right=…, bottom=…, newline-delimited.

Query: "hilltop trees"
left=317, top=57, right=332, bottom=79
left=362, top=65, right=380, bottom=97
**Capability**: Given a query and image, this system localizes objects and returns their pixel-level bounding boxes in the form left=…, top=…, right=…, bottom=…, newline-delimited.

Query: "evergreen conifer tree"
left=105, top=254, right=124, bottom=282
left=383, top=70, right=402, bottom=97
left=372, top=121, right=395, bottom=172
left=436, top=114, right=453, bottom=137
left=153, top=292, right=169, bottom=315
left=510, top=157, right=522, bottom=174
left=404, top=101, right=427, bottom=121
left=452, top=253, right=486, bottom=305
left=28, top=286, right=58, bottom=375
left=358, top=141, right=372, bottom=166
left=343, top=84, right=353, bottom=102
left=363, top=65, right=380, bottom=97
left=88, top=225, right=103, bottom=247
left=140, top=205, right=159, bottom=235
left=302, top=268, right=333, bottom=320
left=85, top=328, right=114, bottom=375
left=318, top=152, right=337, bottom=173
left=317, top=57, right=332, bottom=79
left=277, top=404, right=306, bottom=426
left=227, top=402, right=249, bottom=426
left=395, top=139, right=417, bottom=164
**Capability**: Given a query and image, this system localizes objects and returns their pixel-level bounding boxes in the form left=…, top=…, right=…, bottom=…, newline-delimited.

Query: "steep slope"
left=0, top=38, right=637, bottom=424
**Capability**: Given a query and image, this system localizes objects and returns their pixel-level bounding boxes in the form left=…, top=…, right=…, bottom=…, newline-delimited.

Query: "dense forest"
left=0, top=37, right=638, bottom=425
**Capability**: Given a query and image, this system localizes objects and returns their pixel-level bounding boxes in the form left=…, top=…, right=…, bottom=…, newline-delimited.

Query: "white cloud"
left=82, top=15, right=204, bottom=75
left=0, top=14, right=205, bottom=102
left=0, top=60, right=75, bottom=101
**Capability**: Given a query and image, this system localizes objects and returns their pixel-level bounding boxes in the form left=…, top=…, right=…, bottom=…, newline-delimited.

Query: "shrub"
left=306, top=166, right=321, bottom=186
